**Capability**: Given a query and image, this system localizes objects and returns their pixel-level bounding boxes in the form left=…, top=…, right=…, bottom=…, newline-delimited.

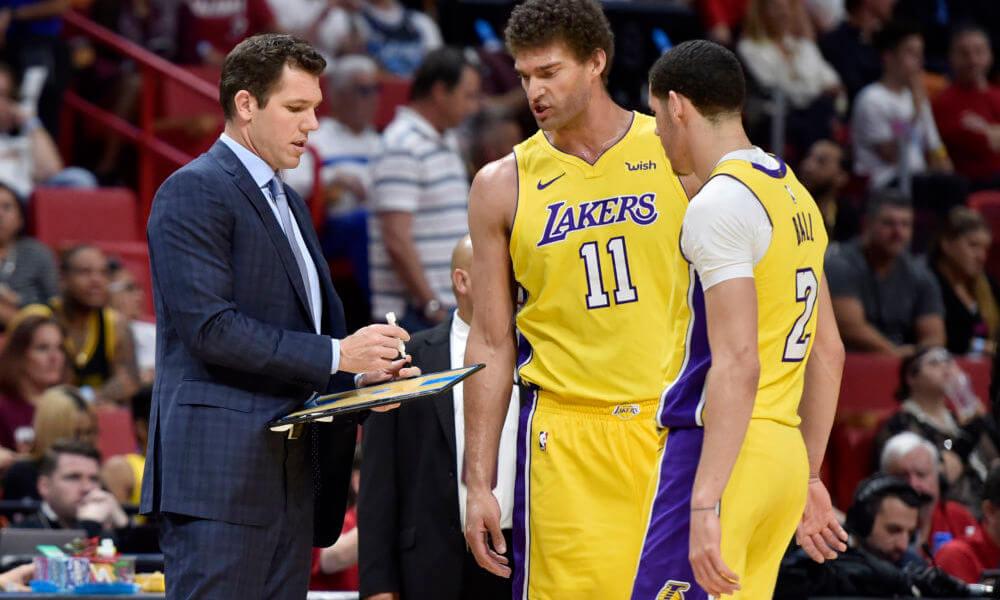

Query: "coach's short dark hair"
left=219, top=34, right=326, bottom=121
left=410, top=47, right=476, bottom=102
left=866, top=188, right=912, bottom=219
left=874, top=20, right=923, bottom=54
left=504, top=0, right=615, bottom=84
left=39, top=439, right=100, bottom=478
left=648, top=40, right=745, bottom=120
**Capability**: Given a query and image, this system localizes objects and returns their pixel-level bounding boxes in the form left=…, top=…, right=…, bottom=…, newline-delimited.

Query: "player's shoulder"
left=469, top=153, right=518, bottom=219
left=472, top=153, right=517, bottom=191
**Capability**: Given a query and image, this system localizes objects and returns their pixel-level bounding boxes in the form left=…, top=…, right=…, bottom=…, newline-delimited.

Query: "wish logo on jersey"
left=656, top=580, right=691, bottom=599
left=537, top=193, right=659, bottom=246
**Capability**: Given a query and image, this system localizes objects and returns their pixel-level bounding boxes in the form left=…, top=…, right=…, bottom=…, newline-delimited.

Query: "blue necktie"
left=268, top=177, right=314, bottom=319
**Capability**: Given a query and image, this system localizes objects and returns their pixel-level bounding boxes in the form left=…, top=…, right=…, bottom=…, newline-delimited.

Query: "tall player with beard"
left=461, top=1, right=694, bottom=598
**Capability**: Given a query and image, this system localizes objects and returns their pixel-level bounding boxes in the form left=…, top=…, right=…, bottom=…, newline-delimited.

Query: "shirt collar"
left=452, top=310, right=470, bottom=337
left=396, top=106, right=442, bottom=141
left=219, top=132, right=278, bottom=189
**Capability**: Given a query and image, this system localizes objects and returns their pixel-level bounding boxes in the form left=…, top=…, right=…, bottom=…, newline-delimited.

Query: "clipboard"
left=268, top=364, right=485, bottom=434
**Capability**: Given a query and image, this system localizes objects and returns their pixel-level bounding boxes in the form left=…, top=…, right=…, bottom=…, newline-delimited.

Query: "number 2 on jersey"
left=578, top=236, right=638, bottom=309
left=783, top=268, right=819, bottom=361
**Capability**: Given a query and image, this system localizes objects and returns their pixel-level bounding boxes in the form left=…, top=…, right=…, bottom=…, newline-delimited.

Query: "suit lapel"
left=424, top=318, right=458, bottom=459
left=209, top=142, right=313, bottom=323
left=285, top=185, right=341, bottom=334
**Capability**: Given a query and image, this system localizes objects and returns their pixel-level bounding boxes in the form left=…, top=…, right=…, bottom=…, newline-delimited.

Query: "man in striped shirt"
left=369, top=47, right=481, bottom=331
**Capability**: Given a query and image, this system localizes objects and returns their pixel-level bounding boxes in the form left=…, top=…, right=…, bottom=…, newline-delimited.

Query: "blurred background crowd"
left=0, top=0, right=997, bottom=595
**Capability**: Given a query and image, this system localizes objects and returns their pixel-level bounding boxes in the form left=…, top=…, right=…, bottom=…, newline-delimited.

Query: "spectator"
left=47, top=245, right=139, bottom=405
left=2, top=385, right=97, bottom=502
left=929, top=207, right=999, bottom=356
left=16, top=440, right=128, bottom=538
left=851, top=21, right=953, bottom=192
left=0, top=182, right=58, bottom=328
left=0, top=564, right=33, bottom=592
left=738, top=0, right=844, bottom=151
left=108, top=261, right=155, bottom=384
left=932, top=26, right=1000, bottom=190
left=314, top=0, right=443, bottom=77
left=775, top=474, right=972, bottom=598
left=936, top=463, right=1000, bottom=584
left=369, top=47, right=480, bottom=331
left=798, top=139, right=857, bottom=242
left=90, top=0, right=179, bottom=60
left=100, top=387, right=150, bottom=507
left=176, top=0, right=276, bottom=65
left=826, top=189, right=945, bottom=354
left=284, top=54, right=381, bottom=329
left=0, top=313, right=66, bottom=459
left=468, top=110, right=523, bottom=174
left=700, top=0, right=750, bottom=47
left=0, top=0, right=70, bottom=136
left=0, top=62, right=97, bottom=198
left=310, top=445, right=361, bottom=591
left=879, top=431, right=979, bottom=556
left=877, top=347, right=1000, bottom=509
left=819, top=0, right=895, bottom=103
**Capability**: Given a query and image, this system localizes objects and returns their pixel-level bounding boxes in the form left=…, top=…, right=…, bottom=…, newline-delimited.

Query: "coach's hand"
left=465, top=487, right=511, bottom=578
left=359, top=357, right=421, bottom=413
left=690, top=509, right=739, bottom=596
left=796, top=478, right=848, bottom=563
left=340, top=324, right=410, bottom=374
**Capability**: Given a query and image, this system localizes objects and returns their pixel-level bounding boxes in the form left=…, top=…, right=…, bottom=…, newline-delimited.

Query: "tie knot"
left=268, top=176, right=284, bottom=199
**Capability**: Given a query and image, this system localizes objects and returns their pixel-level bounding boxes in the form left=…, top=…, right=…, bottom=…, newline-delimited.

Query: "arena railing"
left=59, top=10, right=219, bottom=226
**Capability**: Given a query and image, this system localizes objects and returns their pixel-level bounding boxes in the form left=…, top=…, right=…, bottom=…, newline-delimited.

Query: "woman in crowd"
left=930, top=207, right=999, bottom=356
left=2, top=385, right=97, bottom=501
left=0, top=312, right=67, bottom=467
left=876, top=346, right=1000, bottom=510
left=0, top=183, right=59, bottom=329
left=737, top=0, right=843, bottom=153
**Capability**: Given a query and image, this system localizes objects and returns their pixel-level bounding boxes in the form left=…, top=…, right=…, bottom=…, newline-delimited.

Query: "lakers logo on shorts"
left=539, top=431, right=548, bottom=451
left=612, top=404, right=641, bottom=420
left=657, top=580, right=691, bottom=599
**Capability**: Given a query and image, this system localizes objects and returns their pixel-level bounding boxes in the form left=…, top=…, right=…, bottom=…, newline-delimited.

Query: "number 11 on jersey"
left=579, top=236, right=638, bottom=309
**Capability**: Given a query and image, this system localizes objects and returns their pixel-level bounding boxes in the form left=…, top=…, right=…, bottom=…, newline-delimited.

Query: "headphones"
left=845, top=474, right=929, bottom=539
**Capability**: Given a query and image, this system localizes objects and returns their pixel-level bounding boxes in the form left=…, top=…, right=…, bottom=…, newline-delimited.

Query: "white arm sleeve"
left=681, top=175, right=774, bottom=290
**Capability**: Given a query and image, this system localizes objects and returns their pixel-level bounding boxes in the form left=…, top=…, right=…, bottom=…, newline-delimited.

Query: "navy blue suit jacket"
left=141, top=140, right=355, bottom=546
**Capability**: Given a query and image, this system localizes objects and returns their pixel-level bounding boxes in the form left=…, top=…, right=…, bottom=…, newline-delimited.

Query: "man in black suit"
left=359, top=236, right=518, bottom=600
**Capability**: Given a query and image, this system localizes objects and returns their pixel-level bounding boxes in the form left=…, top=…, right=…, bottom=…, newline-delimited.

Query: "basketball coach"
left=141, top=34, right=414, bottom=599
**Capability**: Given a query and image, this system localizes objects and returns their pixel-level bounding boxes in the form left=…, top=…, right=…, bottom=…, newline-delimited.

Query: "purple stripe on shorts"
left=632, top=428, right=708, bottom=600
left=513, top=384, right=537, bottom=600
left=659, top=274, right=711, bottom=429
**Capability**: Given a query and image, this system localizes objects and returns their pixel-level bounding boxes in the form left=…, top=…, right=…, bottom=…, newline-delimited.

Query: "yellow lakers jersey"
left=510, top=112, right=690, bottom=406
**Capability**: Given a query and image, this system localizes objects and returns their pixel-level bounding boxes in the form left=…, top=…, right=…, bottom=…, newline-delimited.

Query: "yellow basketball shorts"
left=632, top=419, right=809, bottom=599
left=512, top=388, right=660, bottom=600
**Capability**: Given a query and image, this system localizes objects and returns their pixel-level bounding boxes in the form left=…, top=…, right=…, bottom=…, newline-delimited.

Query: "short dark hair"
left=60, top=244, right=101, bottom=273
left=648, top=40, right=745, bottom=120
left=39, top=439, right=100, bottom=478
left=949, top=23, right=991, bottom=52
left=504, top=0, right=615, bottom=84
left=874, top=20, right=923, bottom=54
left=219, top=34, right=326, bottom=121
left=865, top=188, right=912, bottom=219
left=409, top=47, right=476, bottom=102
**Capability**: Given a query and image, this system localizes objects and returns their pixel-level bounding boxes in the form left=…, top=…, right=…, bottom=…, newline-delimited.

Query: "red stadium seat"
left=96, top=405, right=137, bottom=460
left=968, top=190, right=1000, bottom=282
left=375, top=76, right=411, bottom=130
left=31, top=187, right=140, bottom=247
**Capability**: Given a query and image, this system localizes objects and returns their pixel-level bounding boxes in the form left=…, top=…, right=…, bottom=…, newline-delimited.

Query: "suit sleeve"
left=358, top=410, right=401, bottom=595
left=147, top=169, right=332, bottom=390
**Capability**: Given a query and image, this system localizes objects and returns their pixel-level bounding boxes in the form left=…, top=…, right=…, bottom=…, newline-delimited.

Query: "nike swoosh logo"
left=537, top=173, right=566, bottom=190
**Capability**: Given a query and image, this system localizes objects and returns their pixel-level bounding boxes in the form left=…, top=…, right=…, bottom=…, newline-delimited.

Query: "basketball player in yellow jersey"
left=634, top=41, right=849, bottom=600
left=462, top=1, right=693, bottom=598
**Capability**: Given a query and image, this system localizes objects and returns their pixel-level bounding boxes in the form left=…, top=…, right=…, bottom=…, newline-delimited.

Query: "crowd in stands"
left=0, top=0, right=994, bottom=594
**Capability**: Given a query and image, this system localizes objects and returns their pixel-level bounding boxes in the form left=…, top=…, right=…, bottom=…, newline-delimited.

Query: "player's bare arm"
left=796, top=276, right=849, bottom=563
left=689, top=277, right=759, bottom=597
left=463, top=154, right=518, bottom=578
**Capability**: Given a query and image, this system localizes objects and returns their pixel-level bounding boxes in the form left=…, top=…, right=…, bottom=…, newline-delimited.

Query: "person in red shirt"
left=880, top=431, right=979, bottom=556
left=177, top=0, right=277, bottom=66
left=937, top=464, right=1000, bottom=583
left=932, top=26, right=1000, bottom=190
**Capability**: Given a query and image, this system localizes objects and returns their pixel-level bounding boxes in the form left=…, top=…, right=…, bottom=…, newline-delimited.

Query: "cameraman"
left=775, top=474, right=977, bottom=597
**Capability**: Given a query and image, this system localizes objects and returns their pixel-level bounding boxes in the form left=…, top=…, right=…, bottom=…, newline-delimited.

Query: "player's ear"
left=589, top=48, right=606, bottom=81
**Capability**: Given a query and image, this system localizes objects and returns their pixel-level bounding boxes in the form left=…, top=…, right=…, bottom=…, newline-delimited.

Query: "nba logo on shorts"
left=539, top=431, right=548, bottom=451
left=657, top=580, right=691, bottom=600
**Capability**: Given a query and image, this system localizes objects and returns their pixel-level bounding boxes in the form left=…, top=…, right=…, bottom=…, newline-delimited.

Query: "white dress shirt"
left=451, top=312, right=519, bottom=530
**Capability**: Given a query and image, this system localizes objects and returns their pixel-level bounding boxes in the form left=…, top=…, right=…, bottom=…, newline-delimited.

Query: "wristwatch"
left=423, top=298, right=442, bottom=319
